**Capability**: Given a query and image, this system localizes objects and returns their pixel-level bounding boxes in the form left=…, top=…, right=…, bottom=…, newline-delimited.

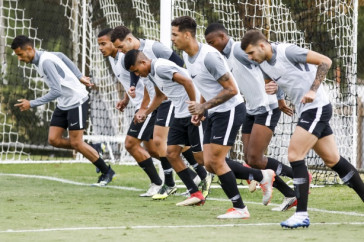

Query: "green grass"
left=0, top=163, right=363, bottom=242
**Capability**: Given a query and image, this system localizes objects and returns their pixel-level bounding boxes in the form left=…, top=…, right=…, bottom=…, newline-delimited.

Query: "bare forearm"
left=310, top=62, right=330, bottom=92
left=202, top=89, right=234, bottom=110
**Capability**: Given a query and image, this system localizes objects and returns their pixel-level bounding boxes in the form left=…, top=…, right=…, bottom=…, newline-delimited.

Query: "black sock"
left=265, top=157, right=293, bottom=178
left=331, top=156, right=364, bottom=202
left=177, top=168, right=199, bottom=194
left=160, top=157, right=175, bottom=187
left=138, top=157, right=162, bottom=185
left=182, top=149, right=207, bottom=180
left=291, top=160, right=309, bottom=212
left=225, top=157, right=263, bottom=181
left=187, top=168, right=198, bottom=180
left=273, top=175, right=296, bottom=197
left=218, top=171, right=245, bottom=209
left=93, top=157, right=109, bottom=174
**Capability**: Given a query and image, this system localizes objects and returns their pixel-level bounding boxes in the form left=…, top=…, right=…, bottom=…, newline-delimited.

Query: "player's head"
left=124, top=49, right=150, bottom=77
left=111, top=25, right=135, bottom=54
left=97, top=28, right=117, bottom=57
left=11, top=35, right=35, bottom=63
left=241, top=29, right=270, bottom=63
left=204, top=23, right=229, bottom=52
left=171, top=16, right=196, bottom=50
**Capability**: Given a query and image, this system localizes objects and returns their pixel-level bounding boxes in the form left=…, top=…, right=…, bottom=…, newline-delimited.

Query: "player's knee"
left=69, top=139, right=82, bottom=151
left=48, top=136, right=60, bottom=147
left=288, top=152, right=301, bottom=162
left=124, top=139, right=135, bottom=152
left=204, top=163, right=214, bottom=173
left=152, top=136, right=162, bottom=148
left=166, top=148, right=179, bottom=161
left=147, top=148, right=159, bottom=159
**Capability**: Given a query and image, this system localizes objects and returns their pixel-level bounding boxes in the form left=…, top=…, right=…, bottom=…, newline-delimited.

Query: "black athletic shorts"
left=242, top=107, right=281, bottom=134
left=297, top=103, right=333, bottom=139
left=127, top=109, right=156, bottom=141
left=167, top=116, right=203, bottom=152
left=50, top=99, right=88, bottom=130
left=155, top=101, right=174, bottom=127
left=204, top=102, right=246, bottom=146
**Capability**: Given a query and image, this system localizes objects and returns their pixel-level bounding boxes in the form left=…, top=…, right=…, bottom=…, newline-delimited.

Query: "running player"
left=171, top=16, right=276, bottom=219
left=110, top=26, right=210, bottom=198
left=124, top=49, right=211, bottom=204
left=97, top=28, right=163, bottom=196
left=241, top=29, right=364, bottom=228
left=12, top=35, right=115, bottom=186
left=204, top=23, right=297, bottom=211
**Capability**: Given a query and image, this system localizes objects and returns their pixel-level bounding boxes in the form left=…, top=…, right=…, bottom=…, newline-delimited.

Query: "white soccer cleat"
left=272, top=197, right=297, bottom=211
left=139, top=183, right=162, bottom=197
left=281, top=213, right=310, bottom=229
left=217, top=206, right=250, bottom=219
left=260, top=169, right=275, bottom=205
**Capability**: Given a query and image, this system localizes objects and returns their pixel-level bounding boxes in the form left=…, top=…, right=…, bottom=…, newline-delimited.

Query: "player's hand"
left=265, top=81, right=278, bottom=94
left=278, top=99, right=293, bottom=116
left=134, top=109, right=147, bottom=124
left=79, top=76, right=94, bottom=87
left=301, top=90, right=316, bottom=104
left=191, top=114, right=203, bottom=126
left=116, top=99, right=128, bottom=112
left=187, top=101, right=205, bottom=116
left=128, top=86, right=136, bottom=98
left=14, top=99, right=31, bottom=111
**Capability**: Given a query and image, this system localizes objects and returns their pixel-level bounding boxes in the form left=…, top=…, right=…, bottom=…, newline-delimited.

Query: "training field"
left=0, top=164, right=363, bottom=242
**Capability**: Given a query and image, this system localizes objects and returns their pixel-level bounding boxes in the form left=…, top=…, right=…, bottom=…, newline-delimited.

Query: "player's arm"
left=16, top=60, right=62, bottom=111
left=172, top=72, right=196, bottom=101
left=116, top=92, right=129, bottom=112
left=57, top=52, right=93, bottom=87
left=301, top=50, right=332, bottom=103
left=135, top=85, right=165, bottom=123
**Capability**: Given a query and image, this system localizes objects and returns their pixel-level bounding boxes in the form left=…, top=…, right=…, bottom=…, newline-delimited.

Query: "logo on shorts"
left=213, top=136, right=223, bottom=139
left=191, top=144, right=199, bottom=148
left=70, top=122, right=78, bottom=126
left=157, top=118, right=164, bottom=122
left=130, top=129, right=138, bottom=132
left=300, top=119, right=309, bottom=124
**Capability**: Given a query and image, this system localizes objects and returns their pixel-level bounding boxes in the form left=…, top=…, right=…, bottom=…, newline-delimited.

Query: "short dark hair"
left=241, top=30, right=267, bottom=50
left=124, top=49, right=141, bottom=70
left=171, top=16, right=196, bottom=37
left=204, top=23, right=228, bottom=36
left=11, top=35, right=33, bottom=50
left=98, top=28, right=113, bottom=38
left=110, top=25, right=131, bottom=42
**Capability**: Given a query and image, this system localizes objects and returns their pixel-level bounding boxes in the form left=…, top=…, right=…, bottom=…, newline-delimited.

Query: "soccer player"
left=241, top=29, right=364, bottom=228
left=111, top=26, right=209, bottom=198
left=97, top=28, right=164, bottom=196
left=171, top=16, right=275, bottom=219
left=124, top=49, right=211, bottom=204
left=11, top=35, right=115, bottom=186
left=204, top=23, right=297, bottom=211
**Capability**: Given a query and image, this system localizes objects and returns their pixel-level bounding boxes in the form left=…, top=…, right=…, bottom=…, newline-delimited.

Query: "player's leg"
left=280, top=126, right=316, bottom=228
left=126, top=110, right=162, bottom=196
left=167, top=118, right=203, bottom=205
left=314, top=134, right=364, bottom=201
left=48, top=107, right=72, bottom=149
left=153, top=101, right=176, bottom=190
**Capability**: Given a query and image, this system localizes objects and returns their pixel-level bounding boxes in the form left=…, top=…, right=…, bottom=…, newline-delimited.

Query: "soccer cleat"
left=176, top=191, right=205, bottom=206
left=152, top=185, right=178, bottom=200
left=139, top=183, right=162, bottom=197
left=200, top=172, right=214, bottom=198
left=260, top=169, right=276, bottom=205
left=95, top=166, right=115, bottom=186
left=248, top=180, right=258, bottom=193
left=182, top=175, right=202, bottom=197
left=217, top=206, right=250, bottom=219
left=281, top=213, right=310, bottom=229
left=272, top=197, right=297, bottom=211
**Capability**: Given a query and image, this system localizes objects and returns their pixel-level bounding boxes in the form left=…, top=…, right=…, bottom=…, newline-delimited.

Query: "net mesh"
left=0, top=0, right=360, bottom=184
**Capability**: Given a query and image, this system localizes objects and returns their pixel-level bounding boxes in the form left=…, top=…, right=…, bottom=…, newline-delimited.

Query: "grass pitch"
left=0, top=163, right=363, bottom=242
